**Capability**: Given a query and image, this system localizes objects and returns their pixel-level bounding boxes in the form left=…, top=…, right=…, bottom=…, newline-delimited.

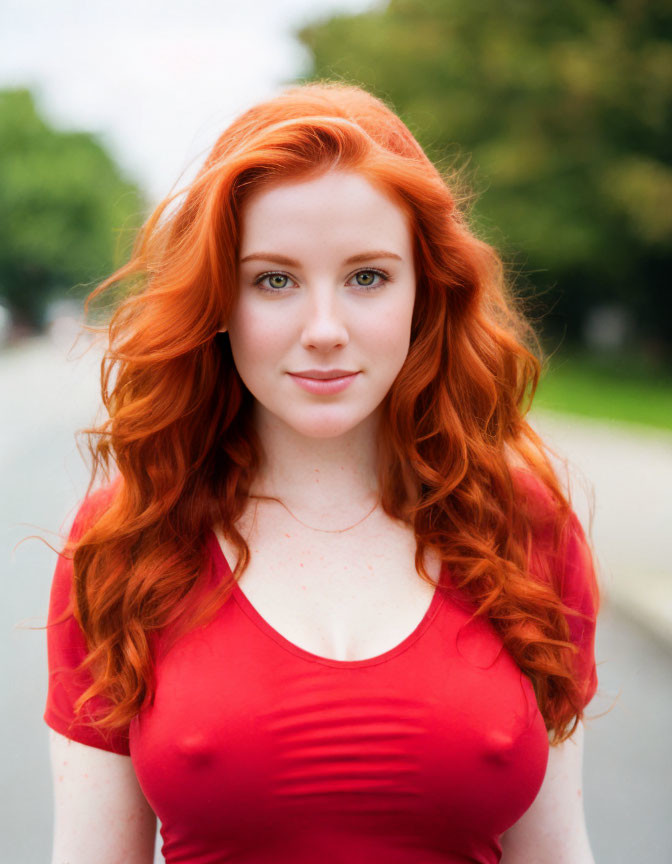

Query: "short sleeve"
left=556, top=510, right=600, bottom=710
left=513, top=467, right=600, bottom=711
left=43, top=487, right=131, bottom=755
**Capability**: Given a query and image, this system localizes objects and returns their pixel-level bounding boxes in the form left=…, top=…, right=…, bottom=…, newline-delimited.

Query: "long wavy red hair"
left=49, top=81, right=599, bottom=747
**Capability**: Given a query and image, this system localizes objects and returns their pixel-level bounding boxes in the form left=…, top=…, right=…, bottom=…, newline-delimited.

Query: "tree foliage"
left=296, top=0, right=672, bottom=352
left=0, top=88, right=146, bottom=329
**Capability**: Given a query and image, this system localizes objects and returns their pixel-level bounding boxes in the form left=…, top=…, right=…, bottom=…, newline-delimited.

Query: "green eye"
left=254, top=267, right=391, bottom=294
left=355, top=271, right=375, bottom=286
left=254, top=272, right=295, bottom=293
left=351, top=269, right=390, bottom=290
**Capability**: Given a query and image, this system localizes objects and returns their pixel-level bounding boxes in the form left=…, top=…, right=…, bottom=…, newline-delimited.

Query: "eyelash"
left=253, top=268, right=392, bottom=294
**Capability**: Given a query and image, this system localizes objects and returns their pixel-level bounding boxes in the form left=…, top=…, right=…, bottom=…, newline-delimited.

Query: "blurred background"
left=2, top=0, right=670, bottom=861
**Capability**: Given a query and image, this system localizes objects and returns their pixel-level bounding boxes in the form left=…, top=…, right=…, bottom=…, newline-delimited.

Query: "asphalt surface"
left=2, top=333, right=670, bottom=862
left=530, top=409, right=672, bottom=647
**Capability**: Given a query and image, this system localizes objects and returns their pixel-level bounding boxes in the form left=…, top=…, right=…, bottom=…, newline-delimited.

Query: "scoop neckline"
left=207, top=528, right=446, bottom=669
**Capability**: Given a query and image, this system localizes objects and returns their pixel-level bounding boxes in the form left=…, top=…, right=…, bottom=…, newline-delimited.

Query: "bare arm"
left=49, top=729, right=157, bottom=864
left=499, top=720, right=595, bottom=864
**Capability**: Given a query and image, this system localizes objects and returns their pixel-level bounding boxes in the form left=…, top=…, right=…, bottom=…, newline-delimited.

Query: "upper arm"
left=499, top=721, right=595, bottom=864
left=50, top=728, right=157, bottom=864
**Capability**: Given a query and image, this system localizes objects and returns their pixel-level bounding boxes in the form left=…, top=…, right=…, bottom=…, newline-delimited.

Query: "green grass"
left=533, top=350, right=672, bottom=431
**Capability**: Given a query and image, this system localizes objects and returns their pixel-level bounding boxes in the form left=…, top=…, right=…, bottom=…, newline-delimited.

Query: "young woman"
left=44, top=82, right=600, bottom=863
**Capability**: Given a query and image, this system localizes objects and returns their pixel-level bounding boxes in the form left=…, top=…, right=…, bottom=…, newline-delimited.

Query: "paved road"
left=530, top=409, right=672, bottom=646
left=2, top=334, right=670, bottom=862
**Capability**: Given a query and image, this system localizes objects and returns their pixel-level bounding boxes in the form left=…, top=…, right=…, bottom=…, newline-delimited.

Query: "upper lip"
left=289, top=369, right=359, bottom=380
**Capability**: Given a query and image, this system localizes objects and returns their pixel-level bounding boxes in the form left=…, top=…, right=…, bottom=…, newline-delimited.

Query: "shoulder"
left=66, top=475, right=122, bottom=542
left=509, top=465, right=588, bottom=563
left=509, top=465, right=560, bottom=525
left=509, top=466, right=601, bottom=708
left=509, top=465, right=600, bottom=636
left=45, top=475, right=133, bottom=754
left=51, top=476, right=123, bottom=612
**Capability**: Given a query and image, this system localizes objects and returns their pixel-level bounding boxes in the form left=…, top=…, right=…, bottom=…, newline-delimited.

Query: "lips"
left=289, top=369, right=358, bottom=380
left=288, top=371, right=360, bottom=394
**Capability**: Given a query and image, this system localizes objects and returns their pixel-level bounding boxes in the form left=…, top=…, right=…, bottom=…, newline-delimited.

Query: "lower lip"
left=288, top=372, right=360, bottom=394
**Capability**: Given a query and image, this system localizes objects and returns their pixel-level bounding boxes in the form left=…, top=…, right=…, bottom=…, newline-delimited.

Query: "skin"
left=221, top=167, right=416, bottom=524
left=49, top=729, right=156, bottom=864
left=49, top=167, right=595, bottom=864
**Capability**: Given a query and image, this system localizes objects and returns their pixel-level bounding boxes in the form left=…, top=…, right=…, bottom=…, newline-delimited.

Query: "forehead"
left=238, top=169, right=412, bottom=253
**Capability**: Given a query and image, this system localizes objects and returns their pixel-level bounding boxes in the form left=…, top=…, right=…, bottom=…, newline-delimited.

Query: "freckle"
left=57, top=775, right=63, bottom=782
left=284, top=533, right=291, bottom=538
left=577, top=789, right=582, bottom=797
left=299, top=563, right=304, bottom=567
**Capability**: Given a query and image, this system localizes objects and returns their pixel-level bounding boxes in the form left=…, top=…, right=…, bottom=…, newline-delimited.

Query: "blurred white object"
left=44, top=299, right=86, bottom=351
left=0, top=302, right=11, bottom=347
left=583, top=303, right=634, bottom=352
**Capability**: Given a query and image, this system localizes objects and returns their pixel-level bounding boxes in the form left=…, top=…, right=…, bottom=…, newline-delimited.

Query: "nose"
left=299, top=286, right=350, bottom=351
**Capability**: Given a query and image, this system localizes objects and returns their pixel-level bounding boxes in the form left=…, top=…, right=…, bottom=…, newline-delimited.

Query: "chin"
left=282, top=410, right=368, bottom=440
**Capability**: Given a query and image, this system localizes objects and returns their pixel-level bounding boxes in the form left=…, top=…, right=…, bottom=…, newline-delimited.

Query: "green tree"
left=296, top=0, right=672, bottom=354
left=0, top=88, right=146, bottom=330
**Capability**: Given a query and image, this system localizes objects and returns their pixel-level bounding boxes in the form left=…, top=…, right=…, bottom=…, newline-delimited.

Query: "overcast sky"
left=0, top=0, right=379, bottom=206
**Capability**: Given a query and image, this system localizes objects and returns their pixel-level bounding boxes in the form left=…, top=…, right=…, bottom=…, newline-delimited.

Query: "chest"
left=133, top=569, right=550, bottom=862
left=212, top=507, right=442, bottom=663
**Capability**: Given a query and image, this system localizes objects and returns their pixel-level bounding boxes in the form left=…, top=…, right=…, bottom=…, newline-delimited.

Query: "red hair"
left=50, top=81, right=599, bottom=746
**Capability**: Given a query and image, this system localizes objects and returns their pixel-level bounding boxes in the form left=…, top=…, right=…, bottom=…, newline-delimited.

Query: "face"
left=224, top=168, right=416, bottom=440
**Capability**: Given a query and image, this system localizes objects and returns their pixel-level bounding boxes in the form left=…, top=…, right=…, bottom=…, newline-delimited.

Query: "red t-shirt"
left=44, top=477, right=598, bottom=864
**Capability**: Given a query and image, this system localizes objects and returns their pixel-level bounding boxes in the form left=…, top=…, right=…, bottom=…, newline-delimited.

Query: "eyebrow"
left=239, top=250, right=403, bottom=266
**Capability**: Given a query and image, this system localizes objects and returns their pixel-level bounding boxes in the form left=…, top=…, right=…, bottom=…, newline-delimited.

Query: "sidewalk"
left=529, top=409, right=672, bottom=650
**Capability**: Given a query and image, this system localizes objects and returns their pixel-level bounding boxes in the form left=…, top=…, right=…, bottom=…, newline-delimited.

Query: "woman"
left=44, top=82, right=600, bottom=863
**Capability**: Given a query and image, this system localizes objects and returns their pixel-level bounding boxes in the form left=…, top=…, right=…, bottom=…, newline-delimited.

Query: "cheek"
left=361, top=301, right=414, bottom=370
left=228, top=302, right=289, bottom=369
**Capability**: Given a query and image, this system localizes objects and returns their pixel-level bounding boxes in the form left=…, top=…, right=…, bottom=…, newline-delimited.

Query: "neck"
left=249, top=402, right=381, bottom=517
